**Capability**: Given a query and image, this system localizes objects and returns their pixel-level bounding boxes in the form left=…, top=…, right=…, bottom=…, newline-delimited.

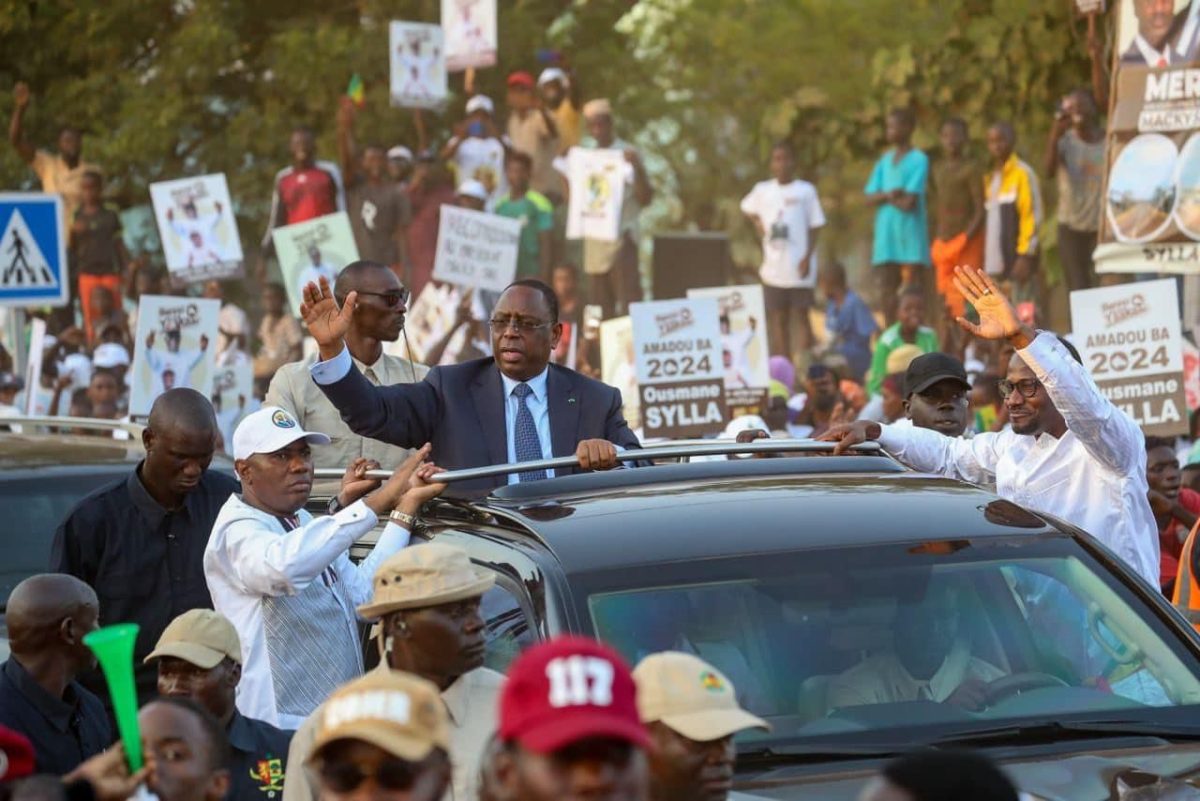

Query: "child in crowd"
left=865, top=287, right=938, bottom=396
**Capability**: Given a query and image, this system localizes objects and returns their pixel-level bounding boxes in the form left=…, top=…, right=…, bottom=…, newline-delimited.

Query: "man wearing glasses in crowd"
left=822, top=266, right=1159, bottom=586
left=268, top=260, right=429, bottom=472
left=301, top=275, right=640, bottom=490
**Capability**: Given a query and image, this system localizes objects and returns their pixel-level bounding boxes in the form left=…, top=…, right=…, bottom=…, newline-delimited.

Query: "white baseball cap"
left=92, top=343, right=131, bottom=369
left=231, top=406, right=331, bottom=461
left=465, top=94, right=494, bottom=115
left=456, top=179, right=489, bottom=202
left=387, top=145, right=414, bottom=162
left=537, top=67, right=568, bottom=87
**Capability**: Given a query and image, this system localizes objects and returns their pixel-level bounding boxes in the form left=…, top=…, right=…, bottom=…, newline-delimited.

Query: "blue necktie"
left=512, top=383, right=548, bottom=482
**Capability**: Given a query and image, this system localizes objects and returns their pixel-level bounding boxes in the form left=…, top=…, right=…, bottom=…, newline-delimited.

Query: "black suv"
left=318, top=443, right=1200, bottom=800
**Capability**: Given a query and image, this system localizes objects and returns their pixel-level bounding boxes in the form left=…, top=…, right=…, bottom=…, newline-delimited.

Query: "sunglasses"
left=357, top=288, right=410, bottom=307
left=318, top=757, right=418, bottom=792
left=998, top=378, right=1041, bottom=399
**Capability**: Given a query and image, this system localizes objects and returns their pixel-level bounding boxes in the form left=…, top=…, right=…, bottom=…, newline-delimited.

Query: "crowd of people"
left=0, top=30, right=1197, bottom=801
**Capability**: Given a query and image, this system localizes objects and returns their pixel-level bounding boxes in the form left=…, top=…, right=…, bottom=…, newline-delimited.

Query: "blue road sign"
left=0, top=192, right=68, bottom=308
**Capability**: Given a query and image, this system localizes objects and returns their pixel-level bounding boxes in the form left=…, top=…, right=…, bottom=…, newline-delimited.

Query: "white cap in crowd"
left=465, top=94, right=494, bottom=115
left=537, top=67, right=568, bottom=87
left=231, top=406, right=330, bottom=461
left=456, top=180, right=490, bottom=202
left=92, top=343, right=130, bottom=369
left=387, top=145, right=414, bottom=162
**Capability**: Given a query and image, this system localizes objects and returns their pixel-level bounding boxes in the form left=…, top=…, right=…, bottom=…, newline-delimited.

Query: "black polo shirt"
left=0, top=658, right=112, bottom=775
left=227, top=710, right=294, bottom=801
left=50, top=463, right=239, bottom=706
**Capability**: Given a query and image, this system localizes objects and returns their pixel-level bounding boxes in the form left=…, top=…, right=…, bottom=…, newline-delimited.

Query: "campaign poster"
left=21, top=317, right=46, bottom=416
left=1070, top=278, right=1188, bottom=435
left=441, top=0, right=497, bottom=71
left=212, top=361, right=256, bottom=450
left=1096, top=0, right=1200, bottom=274
left=630, top=298, right=727, bottom=439
left=432, top=205, right=520, bottom=294
left=1183, top=333, right=1200, bottom=411
left=271, top=212, right=360, bottom=315
left=390, top=22, right=447, bottom=109
left=130, top=295, right=220, bottom=418
left=149, top=174, right=243, bottom=283
left=600, top=316, right=638, bottom=430
left=564, top=148, right=626, bottom=242
left=687, top=285, right=770, bottom=414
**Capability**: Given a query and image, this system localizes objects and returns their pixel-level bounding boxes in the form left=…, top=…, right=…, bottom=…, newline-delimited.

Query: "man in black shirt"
left=0, top=574, right=112, bottom=774
left=51, top=388, right=239, bottom=706
left=147, top=610, right=293, bottom=801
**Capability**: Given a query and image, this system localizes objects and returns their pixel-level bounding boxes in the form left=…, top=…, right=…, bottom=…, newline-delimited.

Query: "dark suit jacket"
left=316, top=357, right=642, bottom=489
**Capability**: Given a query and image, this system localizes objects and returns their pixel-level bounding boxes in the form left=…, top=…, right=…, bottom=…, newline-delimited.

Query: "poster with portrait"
left=390, top=22, right=447, bottom=109
left=600, top=316, right=638, bottom=431
left=1070, top=278, right=1188, bottom=435
left=687, top=285, right=770, bottom=414
left=630, top=298, right=727, bottom=440
left=129, top=295, right=220, bottom=418
left=441, top=0, right=496, bottom=72
left=1096, top=0, right=1200, bottom=274
left=212, top=361, right=257, bottom=451
left=564, top=148, right=626, bottom=242
left=271, top=212, right=360, bottom=315
left=149, top=174, right=243, bottom=283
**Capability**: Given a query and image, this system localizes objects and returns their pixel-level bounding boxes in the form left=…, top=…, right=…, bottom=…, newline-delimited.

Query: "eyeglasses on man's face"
left=998, top=378, right=1041, bottom=399
left=489, top=316, right=551, bottom=334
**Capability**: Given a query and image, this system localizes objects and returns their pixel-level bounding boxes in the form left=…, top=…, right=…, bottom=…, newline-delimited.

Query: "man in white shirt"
left=822, top=267, right=1159, bottom=585
left=740, top=141, right=826, bottom=365
left=145, top=328, right=208, bottom=393
left=204, top=406, right=446, bottom=728
left=295, top=244, right=339, bottom=309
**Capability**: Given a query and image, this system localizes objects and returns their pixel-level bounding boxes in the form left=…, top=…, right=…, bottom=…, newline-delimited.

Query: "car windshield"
left=583, top=535, right=1200, bottom=749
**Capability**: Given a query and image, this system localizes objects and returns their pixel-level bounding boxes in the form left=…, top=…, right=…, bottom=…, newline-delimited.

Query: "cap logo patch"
left=325, top=689, right=411, bottom=729
left=700, top=671, right=725, bottom=692
left=546, top=655, right=615, bottom=708
left=271, top=409, right=297, bottom=429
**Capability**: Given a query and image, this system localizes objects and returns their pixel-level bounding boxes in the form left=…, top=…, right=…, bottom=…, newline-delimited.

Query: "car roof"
left=438, top=457, right=1063, bottom=574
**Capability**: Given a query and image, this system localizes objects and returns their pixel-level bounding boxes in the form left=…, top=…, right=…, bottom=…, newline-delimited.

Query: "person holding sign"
left=302, top=276, right=640, bottom=490
left=821, top=267, right=1160, bottom=586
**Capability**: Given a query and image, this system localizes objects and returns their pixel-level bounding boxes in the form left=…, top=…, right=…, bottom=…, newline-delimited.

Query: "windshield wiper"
left=933, top=719, right=1200, bottom=747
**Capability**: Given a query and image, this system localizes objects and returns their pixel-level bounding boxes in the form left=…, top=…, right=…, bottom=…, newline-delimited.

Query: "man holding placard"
left=302, top=276, right=640, bottom=490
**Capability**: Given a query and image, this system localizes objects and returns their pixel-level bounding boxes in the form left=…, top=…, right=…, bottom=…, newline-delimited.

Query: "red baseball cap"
left=0, top=724, right=34, bottom=781
left=499, top=636, right=650, bottom=754
left=507, top=71, right=535, bottom=89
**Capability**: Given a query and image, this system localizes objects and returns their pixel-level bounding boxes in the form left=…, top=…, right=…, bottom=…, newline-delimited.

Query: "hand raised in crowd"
left=338, top=457, right=382, bottom=508
left=64, top=745, right=151, bottom=801
left=576, top=438, right=619, bottom=471
left=13, top=81, right=30, bottom=109
left=299, top=275, right=355, bottom=358
left=362, top=443, right=448, bottom=517
left=951, top=266, right=1034, bottom=347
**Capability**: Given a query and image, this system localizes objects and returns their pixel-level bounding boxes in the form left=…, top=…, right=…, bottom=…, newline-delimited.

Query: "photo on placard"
left=1117, top=0, right=1193, bottom=66
left=600, top=316, right=638, bottom=430
left=1106, top=133, right=1178, bottom=243
left=390, top=22, right=447, bottom=109
left=1174, top=132, right=1200, bottom=239
left=211, top=361, right=257, bottom=451
left=271, top=212, right=360, bottom=315
left=129, top=295, right=220, bottom=417
left=688, top=285, right=770, bottom=391
left=441, top=0, right=497, bottom=71
left=150, top=174, right=243, bottom=283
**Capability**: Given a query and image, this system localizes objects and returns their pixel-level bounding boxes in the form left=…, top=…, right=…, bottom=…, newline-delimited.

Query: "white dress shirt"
left=877, top=333, right=1159, bottom=586
left=204, top=494, right=411, bottom=728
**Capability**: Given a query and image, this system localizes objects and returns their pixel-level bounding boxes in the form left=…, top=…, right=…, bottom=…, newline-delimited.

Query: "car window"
left=582, top=537, right=1200, bottom=748
left=0, top=474, right=124, bottom=608
left=480, top=578, right=535, bottom=674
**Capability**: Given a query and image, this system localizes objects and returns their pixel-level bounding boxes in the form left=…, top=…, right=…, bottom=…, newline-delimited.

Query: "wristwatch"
left=327, top=496, right=344, bottom=515
left=390, top=510, right=417, bottom=528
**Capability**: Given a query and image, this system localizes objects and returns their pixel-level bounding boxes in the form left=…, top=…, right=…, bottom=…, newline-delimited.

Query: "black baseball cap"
left=903, top=352, right=970, bottom=398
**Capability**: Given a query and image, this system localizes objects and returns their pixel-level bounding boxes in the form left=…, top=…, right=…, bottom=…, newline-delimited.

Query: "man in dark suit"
left=302, top=268, right=639, bottom=488
left=1121, top=0, right=1189, bottom=66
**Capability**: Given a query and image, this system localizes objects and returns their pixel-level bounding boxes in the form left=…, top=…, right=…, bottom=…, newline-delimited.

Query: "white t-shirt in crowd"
left=454, top=137, right=508, bottom=202
left=739, top=179, right=826, bottom=289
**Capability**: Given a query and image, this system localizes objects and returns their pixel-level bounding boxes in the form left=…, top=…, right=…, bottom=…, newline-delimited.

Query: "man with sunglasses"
left=268, top=260, right=429, bottom=471
left=823, top=266, right=1159, bottom=586
left=302, top=275, right=640, bottom=490
left=306, top=671, right=452, bottom=801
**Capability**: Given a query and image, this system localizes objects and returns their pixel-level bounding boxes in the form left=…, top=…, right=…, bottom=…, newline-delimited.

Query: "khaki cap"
left=356, top=543, right=495, bottom=620
left=582, top=98, right=612, bottom=118
left=309, top=670, right=449, bottom=763
left=633, top=652, right=769, bottom=741
left=885, top=343, right=924, bottom=376
left=144, top=609, right=242, bottom=669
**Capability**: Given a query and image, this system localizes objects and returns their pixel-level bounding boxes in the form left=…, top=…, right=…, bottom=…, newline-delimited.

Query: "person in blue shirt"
left=864, top=108, right=930, bottom=325
left=820, top=262, right=878, bottom=384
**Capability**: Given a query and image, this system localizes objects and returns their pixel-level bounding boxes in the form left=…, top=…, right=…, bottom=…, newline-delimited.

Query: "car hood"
left=733, top=743, right=1200, bottom=800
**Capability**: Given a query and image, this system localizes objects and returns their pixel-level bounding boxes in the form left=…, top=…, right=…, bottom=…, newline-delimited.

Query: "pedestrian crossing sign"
left=0, top=193, right=67, bottom=308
